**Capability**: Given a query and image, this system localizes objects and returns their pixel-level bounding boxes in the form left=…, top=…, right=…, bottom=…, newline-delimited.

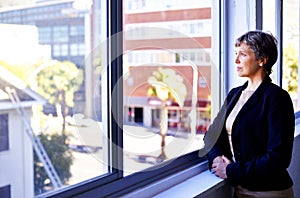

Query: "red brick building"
left=123, top=0, right=212, bottom=132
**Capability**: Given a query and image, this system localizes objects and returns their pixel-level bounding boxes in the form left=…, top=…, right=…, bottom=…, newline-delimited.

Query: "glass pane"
left=0, top=1, right=110, bottom=197
left=262, top=0, right=276, bottom=34
left=123, top=0, right=215, bottom=175
left=263, top=0, right=299, bottom=112
left=282, top=0, right=299, bottom=112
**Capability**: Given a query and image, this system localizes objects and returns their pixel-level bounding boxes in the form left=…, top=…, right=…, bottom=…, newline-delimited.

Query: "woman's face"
left=235, top=43, right=263, bottom=78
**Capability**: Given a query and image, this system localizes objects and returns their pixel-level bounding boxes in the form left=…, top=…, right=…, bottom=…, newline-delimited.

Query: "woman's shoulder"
left=263, top=82, right=293, bottom=105
left=228, top=82, right=247, bottom=95
left=264, top=82, right=289, bottom=96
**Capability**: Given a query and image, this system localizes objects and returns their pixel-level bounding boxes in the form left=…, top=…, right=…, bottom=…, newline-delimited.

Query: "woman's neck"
left=246, top=73, right=267, bottom=91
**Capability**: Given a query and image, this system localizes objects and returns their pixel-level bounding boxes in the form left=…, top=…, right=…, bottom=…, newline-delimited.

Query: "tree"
left=147, top=67, right=187, bottom=156
left=148, top=67, right=187, bottom=107
left=0, top=60, right=77, bottom=194
left=36, top=61, right=83, bottom=133
left=34, top=133, right=73, bottom=195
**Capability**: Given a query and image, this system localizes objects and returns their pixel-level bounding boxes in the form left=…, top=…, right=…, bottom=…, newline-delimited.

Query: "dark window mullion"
left=110, top=0, right=124, bottom=176
left=275, top=0, right=283, bottom=87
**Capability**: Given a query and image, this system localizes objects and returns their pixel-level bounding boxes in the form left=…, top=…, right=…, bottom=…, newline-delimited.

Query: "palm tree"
left=147, top=67, right=187, bottom=156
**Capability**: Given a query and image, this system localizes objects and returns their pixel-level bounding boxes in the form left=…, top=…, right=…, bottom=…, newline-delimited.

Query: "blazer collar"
left=227, top=76, right=272, bottom=116
left=241, top=76, right=272, bottom=91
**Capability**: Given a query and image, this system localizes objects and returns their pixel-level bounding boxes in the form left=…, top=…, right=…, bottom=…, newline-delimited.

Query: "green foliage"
left=36, top=61, right=83, bottom=107
left=0, top=59, right=78, bottom=194
left=34, top=133, right=73, bottom=195
left=147, top=67, right=187, bottom=107
left=283, top=44, right=298, bottom=93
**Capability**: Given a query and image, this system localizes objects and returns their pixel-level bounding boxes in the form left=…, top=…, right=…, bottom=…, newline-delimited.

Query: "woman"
left=204, top=31, right=295, bottom=197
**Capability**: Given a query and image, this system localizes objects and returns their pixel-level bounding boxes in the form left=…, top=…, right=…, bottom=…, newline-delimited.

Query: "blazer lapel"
left=237, top=77, right=271, bottom=116
left=225, top=83, right=246, bottom=117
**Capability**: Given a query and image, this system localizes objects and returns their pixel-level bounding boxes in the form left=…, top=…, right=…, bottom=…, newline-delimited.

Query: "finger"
left=213, top=156, right=222, bottom=163
left=222, top=155, right=231, bottom=164
left=212, top=162, right=219, bottom=168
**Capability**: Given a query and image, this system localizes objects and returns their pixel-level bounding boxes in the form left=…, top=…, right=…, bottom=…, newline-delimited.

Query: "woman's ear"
left=262, top=57, right=268, bottom=65
left=259, top=57, right=268, bottom=66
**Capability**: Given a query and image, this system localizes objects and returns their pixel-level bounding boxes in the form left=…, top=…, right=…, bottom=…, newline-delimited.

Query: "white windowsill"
left=122, top=161, right=226, bottom=198
left=153, top=170, right=224, bottom=197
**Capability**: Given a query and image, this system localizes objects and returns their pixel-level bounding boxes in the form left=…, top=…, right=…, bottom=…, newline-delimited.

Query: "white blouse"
left=225, top=90, right=254, bottom=161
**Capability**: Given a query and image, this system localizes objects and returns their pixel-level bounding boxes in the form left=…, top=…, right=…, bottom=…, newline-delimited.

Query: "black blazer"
left=204, top=76, right=295, bottom=191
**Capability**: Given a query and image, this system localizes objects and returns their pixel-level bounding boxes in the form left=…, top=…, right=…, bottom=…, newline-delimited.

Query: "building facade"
left=123, top=0, right=212, bottom=133
left=0, top=0, right=89, bottom=114
left=0, top=68, right=46, bottom=198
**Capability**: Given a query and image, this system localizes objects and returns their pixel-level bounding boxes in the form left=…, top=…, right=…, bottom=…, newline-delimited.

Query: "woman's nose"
left=235, top=55, right=240, bottom=63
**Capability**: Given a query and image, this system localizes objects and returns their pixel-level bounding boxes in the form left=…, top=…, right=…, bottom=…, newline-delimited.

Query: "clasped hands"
left=211, top=155, right=231, bottom=179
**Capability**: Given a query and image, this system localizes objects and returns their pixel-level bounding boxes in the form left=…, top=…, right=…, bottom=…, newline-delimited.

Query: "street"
left=64, top=114, right=205, bottom=184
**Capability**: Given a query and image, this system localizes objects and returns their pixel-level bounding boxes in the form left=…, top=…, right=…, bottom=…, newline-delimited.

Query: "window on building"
left=70, top=25, right=85, bottom=36
left=38, top=27, right=52, bottom=44
left=70, top=43, right=85, bottom=56
left=0, top=114, right=9, bottom=152
left=125, top=49, right=211, bottom=66
left=53, top=25, right=69, bottom=42
left=53, top=44, right=68, bottom=56
left=125, top=19, right=212, bottom=39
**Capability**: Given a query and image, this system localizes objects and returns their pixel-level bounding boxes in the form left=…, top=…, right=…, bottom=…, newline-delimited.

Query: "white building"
left=0, top=67, right=46, bottom=197
left=0, top=23, right=48, bottom=198
left=0, top=24, right=51, bottom=65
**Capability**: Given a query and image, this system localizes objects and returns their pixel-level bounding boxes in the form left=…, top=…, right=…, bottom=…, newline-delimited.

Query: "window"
left=0, top=1, right=110, bottom=197
left=0, top=114, right=9, bottom=152
left=123, top=0, right=215, bottom=175
left=125, top=49, right=211, bottom=66
left=70, top=25, right=85, bottom=36
left=125, top=19, right=211, bottom=40
left=263, top=0, right=299, bottom=112
left=70, top=43, right=85, bottom=56
left=53, top=26, right=69, bottom=42
left=53, top=44, right=68, bottom=56
left=282, top=0, right=299, bottom=112
left=0, top=0, right=220, bottom=197
left=38, top=27, right=52, bottom=44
